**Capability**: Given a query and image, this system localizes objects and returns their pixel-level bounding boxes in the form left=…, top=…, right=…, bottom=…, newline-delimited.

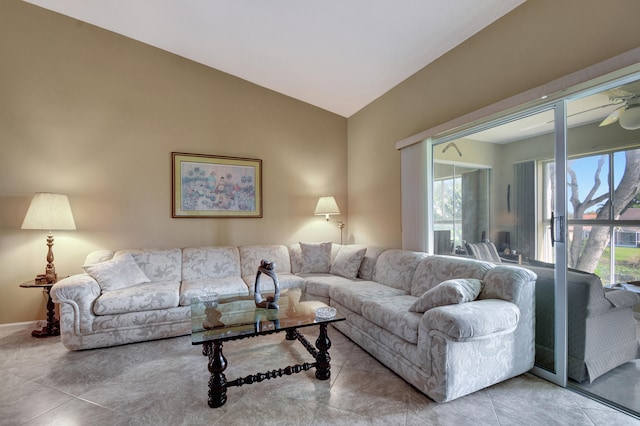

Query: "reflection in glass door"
left=432, top=162, right=490, bottom=255
left=564, top=78, right=640, bottom=416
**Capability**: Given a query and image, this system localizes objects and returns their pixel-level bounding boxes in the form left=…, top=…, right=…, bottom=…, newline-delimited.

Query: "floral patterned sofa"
left=51, top=243, right=536, bottom=403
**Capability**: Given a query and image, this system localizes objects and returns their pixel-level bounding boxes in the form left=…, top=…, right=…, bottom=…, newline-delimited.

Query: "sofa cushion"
left=93, top=281, right=180, bottom=315
left=410, top=255, right=493, bottom=297
left=356, top=246, right=387, bottom=280
left=330, top=246, right=367, bottom=279
left=83, top=253, right=150, bottom=292
left=83, top=250, right=115, bottom=266
left=179, top=276, right=249, bottom=306
left=243, top=273, right=306, bottom=294
left=92, top=306, right=189, bottom=332
left=182, top=246, right=241, bottom=280
left=330, top=281, right=407, bottom=315
left=374, top=250, right=428, bottom=293
left=239, top=245, right=292, bottom=278
left=115, top=248, right=182, bottom=282
left=360, top=295, right=422, bottom=344
left=299, top=241, right=332, bottom=273
left=289, top=243, right=341, bottom=274
left=605, top=289, right=640, bottom=308
left=303, top=274, right=360, bottom=299
left=409, top=278, right=482, bottom=313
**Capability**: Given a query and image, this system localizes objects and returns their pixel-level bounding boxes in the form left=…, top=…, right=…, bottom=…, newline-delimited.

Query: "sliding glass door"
left=530, top=103, right=569, bottom=387
left=431, top=104, right=569, bottom=387
left=414, top=65, right=640, bottom=417
left=563, top=77, right=640, bottom=415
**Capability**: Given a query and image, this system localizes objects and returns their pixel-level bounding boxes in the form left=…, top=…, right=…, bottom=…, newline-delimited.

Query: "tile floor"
left=569, top=318, right=640, bottom=416
left=1, top=323, right=639, bottom=426
left=571, top=360, right=640, bottom=416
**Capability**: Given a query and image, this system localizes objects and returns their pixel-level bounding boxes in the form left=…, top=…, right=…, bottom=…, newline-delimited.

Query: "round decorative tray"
left=315, top=306, right=337, bottom=320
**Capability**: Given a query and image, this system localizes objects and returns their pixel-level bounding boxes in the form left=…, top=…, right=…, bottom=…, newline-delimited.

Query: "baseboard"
left=0, top=320, right=39, bottom=329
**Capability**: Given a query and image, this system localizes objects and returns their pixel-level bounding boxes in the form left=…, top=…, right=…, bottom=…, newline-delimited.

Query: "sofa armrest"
left=480, top=265, right=537, bottom=305
left=420, top=299, right=519, bottom=341
left=51, top=274, right=101, bottom=333
left=605, top=289, right=640, bottom=309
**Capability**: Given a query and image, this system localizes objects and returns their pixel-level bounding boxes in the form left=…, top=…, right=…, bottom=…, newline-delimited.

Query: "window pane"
left=614, top=226, right=640, bottom=284
left=567, top=154, right=610, bottom=220
left=567, top=224, right=610, bottom=283
left=433, top=180, right=444, bottom=222
left=453, top=177, right=461, bottom=221
left=544, top=162, right=555, bottom=220
left=614, top=148, right=640, bottom=215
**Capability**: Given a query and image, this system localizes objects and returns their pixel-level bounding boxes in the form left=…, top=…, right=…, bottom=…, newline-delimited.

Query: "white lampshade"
left=21, top=193, right=76, bottom=231
left=619, top=104, right=640, bottom=130
left=314, top=196, right=340, bottom=218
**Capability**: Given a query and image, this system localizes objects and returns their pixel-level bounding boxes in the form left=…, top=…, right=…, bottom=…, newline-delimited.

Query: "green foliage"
left=593, top=246, right=640, bottom=285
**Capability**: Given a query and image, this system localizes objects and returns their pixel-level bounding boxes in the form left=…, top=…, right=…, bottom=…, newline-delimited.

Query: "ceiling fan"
left=598, top=90, right=640, bottom=130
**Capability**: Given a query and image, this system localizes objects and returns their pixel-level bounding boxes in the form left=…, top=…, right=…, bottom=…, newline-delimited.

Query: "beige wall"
left=347, top=0, right=640, bottom=248
left=0, top=1, right=347, bottom=324
left=3, top=0, right=640, bottom=324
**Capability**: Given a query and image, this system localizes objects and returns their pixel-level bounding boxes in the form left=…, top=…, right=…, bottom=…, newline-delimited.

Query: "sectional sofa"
left=51, top=243, right=537, bottom=402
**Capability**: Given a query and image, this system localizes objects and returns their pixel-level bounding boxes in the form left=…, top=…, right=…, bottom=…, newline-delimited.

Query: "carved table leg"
left=208, top=341, right=228, bottom=408
left=315, top=323, right=332, bottom=380
left=32, top=287, right=60, bottom=337
left=202, top=342, right=211, bottom=357
left=285, top=329, right=297, bottom=341
left=45, top=287, right=60, bottom=336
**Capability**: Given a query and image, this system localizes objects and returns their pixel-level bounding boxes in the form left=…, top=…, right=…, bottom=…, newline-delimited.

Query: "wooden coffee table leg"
left=315, top=323, right=332, bottom=380
left=207, top=341, right=228, bottom=408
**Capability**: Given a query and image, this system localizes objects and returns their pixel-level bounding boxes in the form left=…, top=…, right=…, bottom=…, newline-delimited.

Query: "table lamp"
left=314, top=196, right=345, bottom=244
left=21, top=193, right=76, bottom=284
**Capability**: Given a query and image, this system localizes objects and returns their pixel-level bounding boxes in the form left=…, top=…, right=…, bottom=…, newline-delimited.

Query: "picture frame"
left=172, top=152, right=262, bottom=218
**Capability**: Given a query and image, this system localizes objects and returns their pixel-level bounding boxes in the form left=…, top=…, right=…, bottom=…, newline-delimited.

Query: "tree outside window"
left=546, top=148, right=640, bottom=284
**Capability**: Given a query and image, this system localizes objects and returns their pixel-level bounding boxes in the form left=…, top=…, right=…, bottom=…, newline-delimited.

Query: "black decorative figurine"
left=254, top=259, right=280, bottom=309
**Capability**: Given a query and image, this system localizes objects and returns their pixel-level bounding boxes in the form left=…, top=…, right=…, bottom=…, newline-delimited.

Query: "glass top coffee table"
left=191, top=288, right=345, bottom=408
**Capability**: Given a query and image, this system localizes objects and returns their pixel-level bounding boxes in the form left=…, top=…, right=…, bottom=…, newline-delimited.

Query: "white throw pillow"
left=299, top=241, right=332, bottom=273
left=83, top=253, right=151, bottom=292
left=409, top=278, right=482, bottom=313
left=330, top=246, right=367, bottom=279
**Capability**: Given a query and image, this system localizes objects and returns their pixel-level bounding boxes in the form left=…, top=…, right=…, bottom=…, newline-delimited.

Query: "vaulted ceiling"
left=24, top=0, right=525, bottom=117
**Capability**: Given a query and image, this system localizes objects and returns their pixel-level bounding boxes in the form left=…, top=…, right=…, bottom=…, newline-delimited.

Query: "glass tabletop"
left=191, top=288, right=343, bottom=345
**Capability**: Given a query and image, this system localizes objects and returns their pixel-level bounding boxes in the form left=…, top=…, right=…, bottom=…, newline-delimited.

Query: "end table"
left=19, top=280, right=60, bottom=337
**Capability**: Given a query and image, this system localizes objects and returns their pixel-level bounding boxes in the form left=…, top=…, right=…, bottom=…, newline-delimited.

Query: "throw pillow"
left=83, top=253, right=151, bottom=292
left=299, top=241, right=332, bottom=273
left=330, top=246, right=367, bottom=279
left=409, top=278, right=482, bottom=313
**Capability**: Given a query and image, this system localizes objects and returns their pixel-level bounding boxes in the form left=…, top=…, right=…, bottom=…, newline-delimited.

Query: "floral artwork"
left=172, top=153, right=262, bottom=218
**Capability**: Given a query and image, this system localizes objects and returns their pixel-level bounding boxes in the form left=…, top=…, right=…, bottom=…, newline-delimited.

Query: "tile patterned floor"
left=566, top=316, right=640, bottom=416
left=1, top=323, right=638, bottom=426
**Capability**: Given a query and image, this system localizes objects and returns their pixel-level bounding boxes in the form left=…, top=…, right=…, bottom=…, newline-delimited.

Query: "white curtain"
left=400, top=140, right=430, bottom=251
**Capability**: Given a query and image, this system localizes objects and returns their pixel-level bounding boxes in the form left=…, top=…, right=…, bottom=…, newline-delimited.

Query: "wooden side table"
left=19, top=280, right=60, bottom=337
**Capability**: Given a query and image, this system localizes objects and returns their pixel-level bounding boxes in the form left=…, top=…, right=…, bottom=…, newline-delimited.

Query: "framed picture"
left=172, top=152, right=262, bottom=218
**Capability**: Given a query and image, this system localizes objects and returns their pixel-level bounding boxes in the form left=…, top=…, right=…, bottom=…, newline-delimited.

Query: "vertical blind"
left=514, top=161, right=536, bottom=259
